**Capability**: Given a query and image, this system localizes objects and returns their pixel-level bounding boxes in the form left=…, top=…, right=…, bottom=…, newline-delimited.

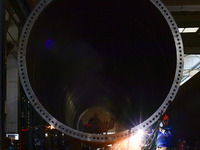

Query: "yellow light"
left=129, top=129, right=144, bottom=147
left=46, top=125, right=55, bottom=130
left=111, top=129, right=145, bottom=150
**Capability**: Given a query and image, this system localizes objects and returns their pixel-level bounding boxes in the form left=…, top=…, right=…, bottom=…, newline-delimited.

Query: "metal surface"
left=18, top=0, right=184, bottom=143
left=0, top=0, right=6, bottom=148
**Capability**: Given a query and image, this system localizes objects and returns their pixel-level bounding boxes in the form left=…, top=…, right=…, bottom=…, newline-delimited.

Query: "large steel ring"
left=18, top=0, right=184, bottom=143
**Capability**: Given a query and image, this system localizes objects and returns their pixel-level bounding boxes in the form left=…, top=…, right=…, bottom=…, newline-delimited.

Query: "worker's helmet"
left=163, top=114, right=169, bottom=121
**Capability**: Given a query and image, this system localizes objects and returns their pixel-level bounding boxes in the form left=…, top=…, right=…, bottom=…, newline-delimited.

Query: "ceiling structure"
left=161, top=0, right=200, bottom=84
left=162, top=0, right=200, bottom=54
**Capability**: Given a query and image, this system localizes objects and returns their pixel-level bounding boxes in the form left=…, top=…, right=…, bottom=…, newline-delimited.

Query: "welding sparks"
left=46, top=125, right=55, bottom=130
left=111, top=129, right=145, bottom=150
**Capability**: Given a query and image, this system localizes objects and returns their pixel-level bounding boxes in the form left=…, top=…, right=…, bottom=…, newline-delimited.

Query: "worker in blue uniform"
left=156, top=114, right=173, bottom=150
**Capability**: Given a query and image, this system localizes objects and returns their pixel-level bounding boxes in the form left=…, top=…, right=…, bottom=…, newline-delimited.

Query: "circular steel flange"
left=18, top=0, right=184, bottom=143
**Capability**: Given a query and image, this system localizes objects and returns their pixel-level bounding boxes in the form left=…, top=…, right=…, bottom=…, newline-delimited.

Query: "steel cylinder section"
left=18, top=0, right=184, bottom=142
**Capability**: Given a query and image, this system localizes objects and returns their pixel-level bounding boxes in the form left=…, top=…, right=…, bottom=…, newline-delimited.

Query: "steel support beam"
left=167, top=5, right=200, bottom=12
left=8, top=0, right=31, bottom=24
left=0, top=0, right=6, bottom=149
left=184, top=47, right=200, bottom=54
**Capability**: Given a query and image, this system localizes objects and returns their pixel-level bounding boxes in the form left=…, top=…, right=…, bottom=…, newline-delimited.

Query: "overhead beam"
left=162, top=0, right=200, bottom=6
left=167, top=5, right=200, bottom=12
left=184, top=47, right=200, bottom=54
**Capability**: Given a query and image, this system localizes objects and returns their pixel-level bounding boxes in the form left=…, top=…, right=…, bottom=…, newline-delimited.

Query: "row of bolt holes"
left=159, top=0, right=184, bottom=87
left=22, top=89, right=124, bottom=140
left=21, top=79, right=172, bottom=140
left=19, top=56, right=181, bottom=130
left=142, top=100, right=171, bottom=128
left=19, top=62, right=178, bottom=138
left=18, top=0, right=183, bottom=140
left=28, top=93, right=171, bottom=139
left=31, top=95, right=127, bottom=141
left=154, top=0, right=184, bottom=63
left=18, top=70, right=180, bottom=140
left=18, top=0, right=184, bottom=140
left=39, top=104, right=127, bottom=141
left=19, top=51, right=182, bottom=136
left=19, top=21, right=182, bottom=136
left=28, top=91, right=173, bottom=139
left=16, top=0, right=47, bottom=39
left=18, top=1, right=47, bottom=37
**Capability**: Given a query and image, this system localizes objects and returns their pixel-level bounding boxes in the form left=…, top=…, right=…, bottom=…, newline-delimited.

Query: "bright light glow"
left=107, top=132, right=115, bottom=134
left=45, top=133, right=48, bottom=137
left=136, top=129, right=144, bottom=140
left=46, top=125, right=55, bottom=130
left=129, top=129, right=144, bottom=147
left=6, top=134, right=19, bottom=140
left=183, top=27, right=199, bottom=33
left=178, top=27, right=199, bottom=33
left=111, top=129, right=145, bottom=149
left=62, top=133, right=65, bottom=136
left=178, top=28, right=184, bottom=33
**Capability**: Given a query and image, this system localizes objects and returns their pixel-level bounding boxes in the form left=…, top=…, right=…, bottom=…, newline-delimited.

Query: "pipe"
left=18, top=0, right=184, bottom=143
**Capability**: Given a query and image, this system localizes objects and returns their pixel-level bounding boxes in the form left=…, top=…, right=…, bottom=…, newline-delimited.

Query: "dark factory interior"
left=1, top=0, right=200, bottom=149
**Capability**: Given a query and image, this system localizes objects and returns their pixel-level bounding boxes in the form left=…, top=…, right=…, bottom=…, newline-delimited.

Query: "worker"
left=156, top=114, right=173, bottom=150
left=88, top=112, right=101, bottom=134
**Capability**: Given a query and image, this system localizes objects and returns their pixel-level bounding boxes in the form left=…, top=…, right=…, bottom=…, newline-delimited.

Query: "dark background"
left=167, top=71, right=200, bottom=149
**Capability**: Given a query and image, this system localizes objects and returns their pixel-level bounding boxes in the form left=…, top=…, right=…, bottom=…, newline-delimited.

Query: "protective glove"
left=159, top=127, right=165, bottom=134
left=159, top=121, right=163, bottom=127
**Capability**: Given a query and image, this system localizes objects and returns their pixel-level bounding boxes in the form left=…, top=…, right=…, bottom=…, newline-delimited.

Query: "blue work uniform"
left=156, top=125, right=173, bottom=148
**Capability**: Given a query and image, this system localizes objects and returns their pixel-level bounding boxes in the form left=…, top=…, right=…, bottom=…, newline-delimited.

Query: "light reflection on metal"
left=178, top=27, right=199, bottom=33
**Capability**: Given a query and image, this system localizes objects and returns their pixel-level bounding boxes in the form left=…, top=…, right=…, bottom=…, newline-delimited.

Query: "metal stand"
left=0, top=0, right=6, bottom=149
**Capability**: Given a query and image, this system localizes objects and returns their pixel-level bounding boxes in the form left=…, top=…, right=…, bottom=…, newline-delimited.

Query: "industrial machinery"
left=18, top=0, right=184, bottom=148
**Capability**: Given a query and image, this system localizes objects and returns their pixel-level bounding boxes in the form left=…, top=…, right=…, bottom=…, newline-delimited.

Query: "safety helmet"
left=163, top=114, right=169, bottom=121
